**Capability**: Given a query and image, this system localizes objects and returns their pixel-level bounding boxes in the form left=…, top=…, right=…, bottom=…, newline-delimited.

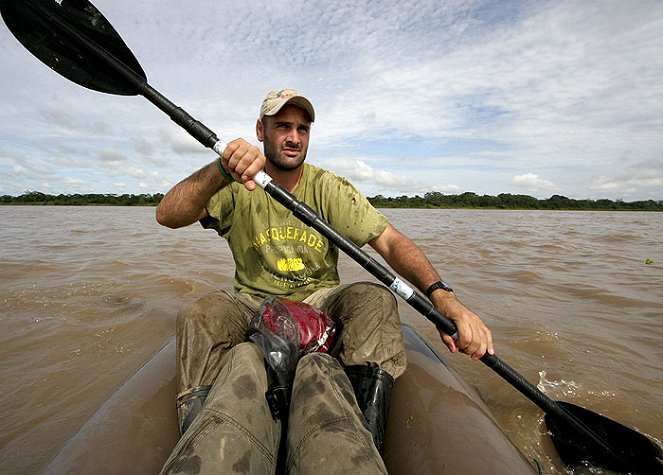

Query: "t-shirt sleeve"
left=318, top=172, right=389, bottom=247
left=200, top=185, right=235, bottom=237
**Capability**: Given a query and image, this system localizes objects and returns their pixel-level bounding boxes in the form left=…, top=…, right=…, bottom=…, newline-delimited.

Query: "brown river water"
left=1, top=206, right=661, bottom=474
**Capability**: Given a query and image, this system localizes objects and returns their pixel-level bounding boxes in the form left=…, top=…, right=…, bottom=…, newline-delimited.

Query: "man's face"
left=258, top=104, right=311, bottom=171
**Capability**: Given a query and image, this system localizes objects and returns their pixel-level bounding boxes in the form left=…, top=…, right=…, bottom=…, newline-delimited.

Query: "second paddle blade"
left=545, top=401, right=663, bottom=474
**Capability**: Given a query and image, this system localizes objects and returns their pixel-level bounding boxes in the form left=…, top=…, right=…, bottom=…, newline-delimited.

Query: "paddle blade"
left=545, top=401, right=663, bottom=474
left=0, top=0, right=145, bottom=95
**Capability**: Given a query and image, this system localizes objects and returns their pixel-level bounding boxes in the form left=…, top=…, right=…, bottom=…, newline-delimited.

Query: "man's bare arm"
left=156, top=161, right=226, bottom=228
left=156, top=139, right=266, bottom=228
left=369, top=224, right=494, bottom=360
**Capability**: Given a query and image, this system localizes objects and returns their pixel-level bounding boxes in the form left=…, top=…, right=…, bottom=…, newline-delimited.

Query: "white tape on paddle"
left=212, top=140, right=227, bottom=156
left=212, top=140, right=272, bottom=189
left=253, top=170, right=272, bottom=189
left=389, top=277, right=414, bottom=300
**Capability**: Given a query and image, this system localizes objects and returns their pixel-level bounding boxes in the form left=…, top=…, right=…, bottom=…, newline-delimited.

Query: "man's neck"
left=265, top=163, right=305, bottom=193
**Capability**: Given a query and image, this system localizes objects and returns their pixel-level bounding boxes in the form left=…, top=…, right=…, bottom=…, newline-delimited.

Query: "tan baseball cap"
left=259, top=89, right=315, bottom=122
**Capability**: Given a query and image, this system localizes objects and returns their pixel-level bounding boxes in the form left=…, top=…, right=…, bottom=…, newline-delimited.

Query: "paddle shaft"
left=5, top=1, right=629, bottom=471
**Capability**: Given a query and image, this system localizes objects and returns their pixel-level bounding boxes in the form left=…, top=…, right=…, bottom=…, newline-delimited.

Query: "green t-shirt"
left=203, top=164, right=389, bottom=301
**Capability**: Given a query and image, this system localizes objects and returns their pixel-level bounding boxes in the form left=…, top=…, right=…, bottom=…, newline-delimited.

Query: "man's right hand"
left=221, top=138, right=266, bottom=191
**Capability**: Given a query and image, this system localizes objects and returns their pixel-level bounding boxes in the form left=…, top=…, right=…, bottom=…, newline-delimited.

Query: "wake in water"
left=537, top=371, right=617, bottom=400
left=537, top=372, right=627, bottom=475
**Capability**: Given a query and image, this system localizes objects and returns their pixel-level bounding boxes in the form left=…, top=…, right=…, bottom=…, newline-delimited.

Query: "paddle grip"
left=171, top=106, right=219, bottom=149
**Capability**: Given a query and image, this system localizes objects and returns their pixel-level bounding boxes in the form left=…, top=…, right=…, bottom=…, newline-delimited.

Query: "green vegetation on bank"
left=1, top=191, right=163, bottom=206
left=369, top=192, right=663, bottom=210
left=2, top=190, right=662, bottom=210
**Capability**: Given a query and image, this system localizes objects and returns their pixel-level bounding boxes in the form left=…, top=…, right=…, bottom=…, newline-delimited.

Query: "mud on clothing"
left=176, top=283, right=407, bottom=396
left=162, top=343, right=388, bottom=475
left=202, top=164, right=389, bottom=301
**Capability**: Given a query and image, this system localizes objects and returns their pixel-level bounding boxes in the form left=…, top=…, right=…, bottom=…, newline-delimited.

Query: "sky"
left=1, top=0, right=662, bottom=201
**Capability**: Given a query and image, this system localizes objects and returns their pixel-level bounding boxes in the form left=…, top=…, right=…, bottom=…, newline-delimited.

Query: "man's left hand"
left=433, top=294, right=494, bottom=360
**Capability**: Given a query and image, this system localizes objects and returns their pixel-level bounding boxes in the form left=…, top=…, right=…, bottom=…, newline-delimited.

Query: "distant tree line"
left=1, top=191, right=163, bottom=206
left=367, top=192, right=663, bottom=211
left=2, top=190, right=662, bottom=210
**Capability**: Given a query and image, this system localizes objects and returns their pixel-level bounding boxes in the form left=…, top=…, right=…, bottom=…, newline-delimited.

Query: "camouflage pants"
left=176, top=282, right=406, bottom=396
left=160, top=342, right=388, bottom=474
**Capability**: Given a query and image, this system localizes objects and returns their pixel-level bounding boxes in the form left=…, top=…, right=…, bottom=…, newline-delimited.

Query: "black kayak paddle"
left=2, top=1, right=661, bottom=473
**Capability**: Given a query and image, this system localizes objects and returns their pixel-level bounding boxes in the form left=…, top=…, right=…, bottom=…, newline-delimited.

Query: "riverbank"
left=2, top=191, right=662, bottom=211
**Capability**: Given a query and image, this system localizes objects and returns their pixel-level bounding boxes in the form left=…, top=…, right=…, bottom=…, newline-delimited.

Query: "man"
left=156, top=89, right=494, bottom=473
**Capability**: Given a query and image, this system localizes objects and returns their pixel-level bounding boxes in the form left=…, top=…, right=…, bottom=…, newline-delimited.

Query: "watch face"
left=439, top=281, right=453, bottom=292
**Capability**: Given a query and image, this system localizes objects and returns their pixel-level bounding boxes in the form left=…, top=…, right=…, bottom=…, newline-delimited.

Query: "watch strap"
left=425, top=280, right=454, bottom=298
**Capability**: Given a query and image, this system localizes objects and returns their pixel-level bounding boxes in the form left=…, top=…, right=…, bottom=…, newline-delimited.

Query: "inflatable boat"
left=43, top=325, right=537, bottom=474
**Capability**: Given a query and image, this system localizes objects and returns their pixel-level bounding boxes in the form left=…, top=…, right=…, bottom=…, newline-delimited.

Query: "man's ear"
left=256, top=118, right=264, bottom=142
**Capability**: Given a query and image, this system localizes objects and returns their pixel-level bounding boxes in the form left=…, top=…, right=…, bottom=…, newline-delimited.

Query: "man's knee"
left=231, top=341, right=264, bottom=366
left=177, top=290, right=234, bottom=327
left=341, top=282, right=398, bottom=311
left=296, top=352, right=342, bottom=381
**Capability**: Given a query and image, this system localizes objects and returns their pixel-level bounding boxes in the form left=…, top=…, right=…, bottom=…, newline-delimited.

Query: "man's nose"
left=285, top=129, right=300, bottom=145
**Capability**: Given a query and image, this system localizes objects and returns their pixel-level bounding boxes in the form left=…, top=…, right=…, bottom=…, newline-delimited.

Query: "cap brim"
left=284, top=96, right=315, bottom=122
left=263, top=96, right=315, bottom=122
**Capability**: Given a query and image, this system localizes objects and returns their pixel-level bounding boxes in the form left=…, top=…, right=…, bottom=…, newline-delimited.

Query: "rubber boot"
left=344, top=365, right=394, bottom=453
left=176, top=385, right=211, bottom=436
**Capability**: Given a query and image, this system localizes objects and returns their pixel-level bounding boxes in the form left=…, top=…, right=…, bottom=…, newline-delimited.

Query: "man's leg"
left=286, top=352, right=388, bottom=475
left=306, top=282, right=406, bottom=378
left=161, top=342, right=280, bottom=475
left=305, top=282, right=405, bottom=451
left=176, top=290, right=261, bottom=434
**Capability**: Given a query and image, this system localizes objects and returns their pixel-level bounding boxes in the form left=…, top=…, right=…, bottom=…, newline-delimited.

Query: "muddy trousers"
left=175, top=282, right=407, bottom=426
left=160, top=342, right=388, bottom=474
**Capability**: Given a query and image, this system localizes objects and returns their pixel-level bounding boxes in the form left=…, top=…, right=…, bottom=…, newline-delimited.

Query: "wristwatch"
left=425, top=280, right=454, bottom=298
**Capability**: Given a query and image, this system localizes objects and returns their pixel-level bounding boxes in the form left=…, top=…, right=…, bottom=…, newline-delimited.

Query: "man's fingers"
left=242, top=179, right=257, bottom=191
left=221, top=139, right=266, bottom=189
left=484, top=326, right=495, bottom=355
left=439, top=331, right=457, bottom=353
left=469, top=339, right=488, bottom=360
left=241, top=159, right=265, bottom=183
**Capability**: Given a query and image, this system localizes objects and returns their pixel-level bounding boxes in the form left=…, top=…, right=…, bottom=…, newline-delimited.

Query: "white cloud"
left=98, top=150, right=127, bottom=163
left=589, top=160, right=663, bottom=197
left=63, top=177, right=86, bottom=186
left=12, top=164, right=29, bottom=176
left=158, top=128, right=210, bottom=155
left=511, top=173, right=559, bottom=192
left=325, top=159, right=415, bottom=192
left=432, top=184, right=462, bottom=194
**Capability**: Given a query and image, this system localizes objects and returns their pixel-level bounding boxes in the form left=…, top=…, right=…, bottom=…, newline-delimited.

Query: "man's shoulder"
left=304, top=163, right=352, bottom=187
left=303, top=163, right=328, bottom=180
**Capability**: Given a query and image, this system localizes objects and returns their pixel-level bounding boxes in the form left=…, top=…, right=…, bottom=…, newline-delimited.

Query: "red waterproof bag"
left=257, top=296, right=336, bottom=354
